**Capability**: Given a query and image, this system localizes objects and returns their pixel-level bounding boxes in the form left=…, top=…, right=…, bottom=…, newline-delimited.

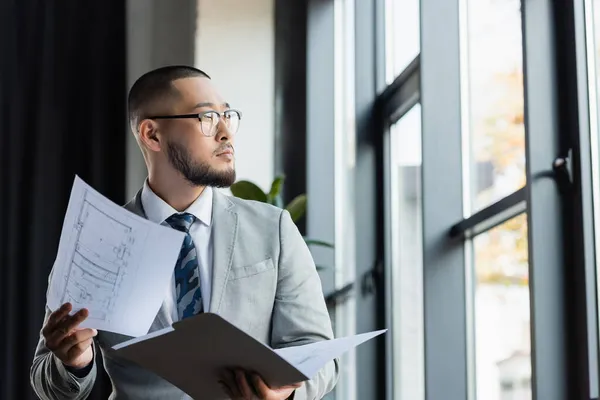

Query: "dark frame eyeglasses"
left=148, top=109, right=242, bottom=137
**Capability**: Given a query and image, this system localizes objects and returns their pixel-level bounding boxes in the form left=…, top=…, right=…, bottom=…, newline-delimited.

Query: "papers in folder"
left=110, top=313, right=386, bottom=400
left=47, top=176, right=185, bottom=337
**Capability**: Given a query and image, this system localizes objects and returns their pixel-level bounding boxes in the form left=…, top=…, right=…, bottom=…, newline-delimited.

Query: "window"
left=307, top=0, right=591, bottom=397
left=388, top=104, right=424, bottom=400
left=588, top=0, right=600, bottom=320
left=473, top=214, right=531, bottom=400
left=385, top=0, right=420, bottom=83
left=462, top=1, right=531, bottom=397
left=464, top=0, right=526, bottom=214
left=332, top=0, right=357, bottom=398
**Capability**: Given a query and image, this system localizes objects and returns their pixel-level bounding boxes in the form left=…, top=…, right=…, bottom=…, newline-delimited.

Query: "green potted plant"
left=230, top=175, right=333, bottom=270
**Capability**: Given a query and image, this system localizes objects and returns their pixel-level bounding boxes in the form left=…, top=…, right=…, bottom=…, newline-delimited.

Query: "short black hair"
left=127, top=65, right=211, bottom=132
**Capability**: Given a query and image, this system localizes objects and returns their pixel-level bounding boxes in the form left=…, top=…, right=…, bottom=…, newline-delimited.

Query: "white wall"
left=126, top=0, right=275, bottom=198
left=195, top=0, right=275, bottom=192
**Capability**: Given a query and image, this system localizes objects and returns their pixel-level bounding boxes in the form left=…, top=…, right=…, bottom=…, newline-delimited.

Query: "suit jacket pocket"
left=229, top=258, right=275, bottom=280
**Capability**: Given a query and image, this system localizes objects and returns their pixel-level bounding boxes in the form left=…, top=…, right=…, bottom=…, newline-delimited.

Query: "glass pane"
left=385, top=0, right=420, bottom=83
left=473, top=214, right=531, bottom=400
left=464, top=0, right=526, bottom=213
left=590, top=2, right=600, bottom=367
left=389, top=104, right=425, bottom=400
left=332, top=0, right=357, bottom=399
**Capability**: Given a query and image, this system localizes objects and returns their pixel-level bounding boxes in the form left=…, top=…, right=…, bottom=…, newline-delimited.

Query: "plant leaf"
left=269, top=175, right=285, bottom=198
left=285, top=194, right=307, bottom=222
left=230, top=180, right=268, bottom=202
left=303, top=238, right=334, bottom=248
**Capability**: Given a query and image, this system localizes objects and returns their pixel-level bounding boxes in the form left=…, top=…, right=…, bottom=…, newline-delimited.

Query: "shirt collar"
left=141, top=179, right=213, bottom=226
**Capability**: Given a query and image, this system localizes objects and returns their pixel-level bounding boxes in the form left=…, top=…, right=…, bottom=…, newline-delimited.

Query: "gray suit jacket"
left=30, top=188, right=339, bottom=399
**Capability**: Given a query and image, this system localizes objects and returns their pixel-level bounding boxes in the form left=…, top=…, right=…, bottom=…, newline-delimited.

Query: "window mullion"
left=521, top=0, right=571, bottom=398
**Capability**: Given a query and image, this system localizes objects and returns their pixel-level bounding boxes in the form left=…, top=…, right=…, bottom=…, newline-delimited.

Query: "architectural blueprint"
left=48, top=176, right=185, bottom=337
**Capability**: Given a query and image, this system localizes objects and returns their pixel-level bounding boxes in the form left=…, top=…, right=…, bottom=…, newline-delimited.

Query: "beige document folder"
left=109, top=313, right=386, bottom=399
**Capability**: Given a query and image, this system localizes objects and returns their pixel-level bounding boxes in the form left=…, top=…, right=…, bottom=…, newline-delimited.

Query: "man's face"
left=157, top=77, right=237, bottom=188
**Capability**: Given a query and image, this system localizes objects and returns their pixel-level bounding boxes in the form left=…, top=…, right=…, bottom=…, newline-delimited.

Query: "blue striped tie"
left=166, top=213, right=203, bottom=319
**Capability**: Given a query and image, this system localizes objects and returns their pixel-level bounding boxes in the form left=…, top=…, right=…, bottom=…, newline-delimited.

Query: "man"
left=30, top=66, right=339, bottom=399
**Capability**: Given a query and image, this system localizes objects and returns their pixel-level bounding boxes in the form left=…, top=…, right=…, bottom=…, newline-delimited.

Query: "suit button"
left=68, top=382, right=78, bottom=392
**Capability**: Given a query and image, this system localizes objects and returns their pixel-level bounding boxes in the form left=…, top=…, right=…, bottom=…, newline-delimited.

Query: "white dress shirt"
left=140, top=180, right=213, bottom=322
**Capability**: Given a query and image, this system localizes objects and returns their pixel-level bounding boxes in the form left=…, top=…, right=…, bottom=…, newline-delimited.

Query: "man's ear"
left=138, top=119, right=161, bottom=152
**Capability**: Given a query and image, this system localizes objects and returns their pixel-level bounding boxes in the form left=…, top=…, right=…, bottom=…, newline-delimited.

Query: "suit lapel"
left=124, top=190, right=173, bottom=329
left=209, top=190, right=238, bottom=313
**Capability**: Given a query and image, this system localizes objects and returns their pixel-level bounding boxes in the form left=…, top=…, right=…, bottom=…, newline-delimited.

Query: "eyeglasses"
left=148, top=109, right=242, bottom=137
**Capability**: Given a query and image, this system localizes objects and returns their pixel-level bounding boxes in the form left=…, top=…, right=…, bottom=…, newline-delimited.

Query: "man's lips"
left=216, top=148, right=234, bottom=156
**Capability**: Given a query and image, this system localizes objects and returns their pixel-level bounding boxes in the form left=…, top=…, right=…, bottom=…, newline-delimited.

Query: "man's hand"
left=42, top=302, right=97, bottom=369
left=220, top=369, right=302, bottom=400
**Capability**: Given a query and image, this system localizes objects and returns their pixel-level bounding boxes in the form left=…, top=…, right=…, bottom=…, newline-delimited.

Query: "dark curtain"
left=0, top=1, right=126, bottom=399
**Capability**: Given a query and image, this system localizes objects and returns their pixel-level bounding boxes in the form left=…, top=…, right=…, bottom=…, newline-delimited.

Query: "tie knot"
left=166, top=213, right=196, bottom=233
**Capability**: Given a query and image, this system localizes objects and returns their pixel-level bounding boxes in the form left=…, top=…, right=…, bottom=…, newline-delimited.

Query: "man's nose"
left=215, top=120, right=231, bottom=142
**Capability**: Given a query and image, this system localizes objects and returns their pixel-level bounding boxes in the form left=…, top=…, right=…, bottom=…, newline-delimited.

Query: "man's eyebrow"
left=193, top=102, right=231, bottom=109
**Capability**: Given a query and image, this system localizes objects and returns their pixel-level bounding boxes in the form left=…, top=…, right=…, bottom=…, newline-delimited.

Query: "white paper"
left=47, top=175, right=185, bottom=337
left=274, top=329, right=387, bottom=378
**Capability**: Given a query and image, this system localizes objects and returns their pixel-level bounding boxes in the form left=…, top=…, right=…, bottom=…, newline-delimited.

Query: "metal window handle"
left=324, top=261, right=383, bottom=308
left=553, top=153, right=573, bottom=194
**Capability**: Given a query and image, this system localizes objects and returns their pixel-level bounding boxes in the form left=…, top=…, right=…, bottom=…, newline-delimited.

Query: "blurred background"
left=3, top=0, right=600, bottom=399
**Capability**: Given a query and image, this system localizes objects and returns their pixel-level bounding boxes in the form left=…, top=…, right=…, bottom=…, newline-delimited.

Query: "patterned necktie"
left=166, top=213, right=203, bottom=319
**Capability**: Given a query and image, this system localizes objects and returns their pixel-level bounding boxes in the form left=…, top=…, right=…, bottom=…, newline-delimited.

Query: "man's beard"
left=166, top=139, right=236, bottom=188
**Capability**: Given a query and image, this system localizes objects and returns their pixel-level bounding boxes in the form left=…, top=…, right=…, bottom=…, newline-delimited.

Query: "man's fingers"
left=48, top=303, right=72, bottom=326
left=49, top=326, right=96, bottom=354
left=251, top=373, right=271, bottom=397
left=285, top=382, right=303, bottom=389
left=56, top=308, right=89, bottom=336
left=220, top=369, right=242, bottom=399
left=46, top=309, right=90, bottom=348
left=66, top=337, right=94, bottom=360
left=220, top=368, right=302, bottom=399
left=58, top=328, right=98, bottom=352
left=234, top=369, right=254, bottom=399
left=251, top=373, right=302, bottom=399
left=219, top=380, right=236, bottom=399
left=42, top=303, right=72, bottom=337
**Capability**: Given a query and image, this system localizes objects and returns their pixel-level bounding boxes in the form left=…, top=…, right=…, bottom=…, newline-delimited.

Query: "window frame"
left=573, top=0, right=600, bottom=395
left=305, top=0, right=387, bottom=399
left=302, top=0, right=600, bottom=398
left=374, top=0, right=599, bottom=399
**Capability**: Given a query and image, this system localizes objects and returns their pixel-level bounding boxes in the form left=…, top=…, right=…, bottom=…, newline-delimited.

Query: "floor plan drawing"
left=60, top=190, right=135, bottom=324
left=48, top=175, right=186, bottom=337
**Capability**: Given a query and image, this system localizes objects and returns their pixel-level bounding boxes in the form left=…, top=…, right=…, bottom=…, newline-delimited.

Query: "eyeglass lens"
left=200, top=110, right=240, bottom=136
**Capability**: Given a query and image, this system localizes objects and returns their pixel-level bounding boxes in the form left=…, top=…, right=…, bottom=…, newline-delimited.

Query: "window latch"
left=553, top=150, right=573, bottom=194
left=324, top=260, right=383, bottom=308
